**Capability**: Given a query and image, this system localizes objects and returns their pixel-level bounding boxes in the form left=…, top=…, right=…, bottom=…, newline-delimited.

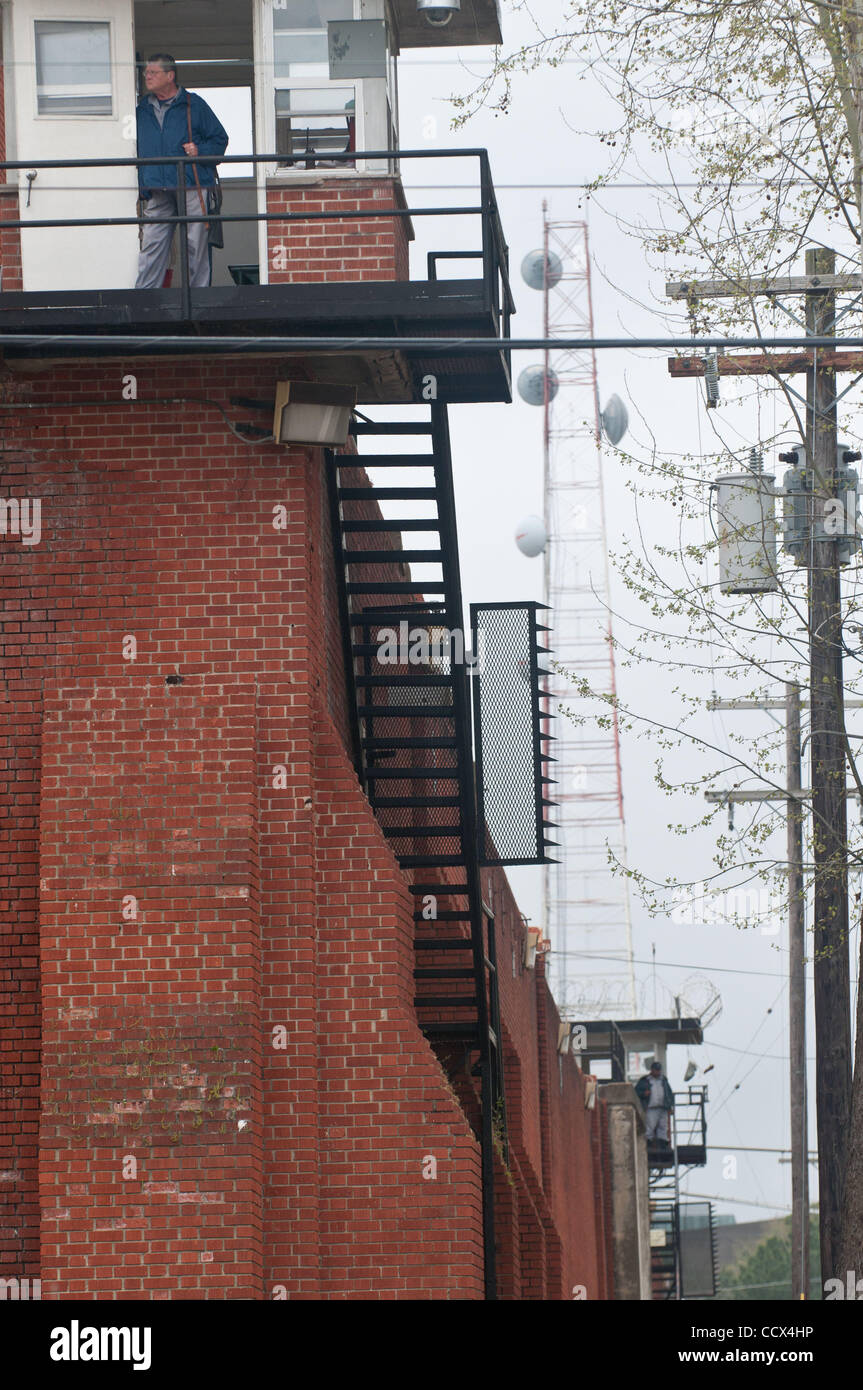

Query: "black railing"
left=0, top=147, right=514, bottom=342
left=576, top=1019, right=627, bottom=1082
left=672, top=1086, right=708, bottom=1149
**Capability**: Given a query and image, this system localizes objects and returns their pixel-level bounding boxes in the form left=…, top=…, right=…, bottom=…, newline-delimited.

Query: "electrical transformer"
left=715, top=455, right=779, bottom=595
left=781, top=444, right=862, bottom=566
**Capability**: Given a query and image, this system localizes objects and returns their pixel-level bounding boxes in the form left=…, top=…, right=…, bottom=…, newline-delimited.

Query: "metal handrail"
left=0, top=146, right=513, bottom=333
left=671, top=1087, right=708, bottom=1146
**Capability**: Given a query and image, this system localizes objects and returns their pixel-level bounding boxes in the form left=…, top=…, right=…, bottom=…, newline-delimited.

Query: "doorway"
left=133, top=1, right=258, bottom=286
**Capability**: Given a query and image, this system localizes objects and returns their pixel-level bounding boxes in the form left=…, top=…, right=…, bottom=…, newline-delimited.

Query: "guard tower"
left=575, top=1014, right=716, bottom=1300
left=0, top=1, right=571, bottom=1305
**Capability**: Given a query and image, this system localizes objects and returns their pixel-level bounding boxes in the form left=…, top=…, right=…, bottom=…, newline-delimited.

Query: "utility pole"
left=786, top=681, right=810, bottom=1301
left=804, top=249, right=851, bottom=1283
left=707, top=687, right=811, bottom=1299
left=669, top=251, right=856, bottom=1279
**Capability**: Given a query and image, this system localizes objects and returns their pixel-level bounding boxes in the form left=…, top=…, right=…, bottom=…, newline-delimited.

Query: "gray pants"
left=136, top=188, right=211, bottom=289
left=646, top=1106, right=670, bottom=1141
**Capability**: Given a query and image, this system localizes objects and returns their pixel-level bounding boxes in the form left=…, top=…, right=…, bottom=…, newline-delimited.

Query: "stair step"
left=415, top=967, right=475, bottom=979
left=347, top=581, right=446, bottom=594
left=365, top=736, right=457, bottom=750
left=420, top=1022, right=481, bottom=1040
left=338, top=486, right=438, bottom=500
left=352, top=421, right=433, bottom=436
left=362, top=766, right=459, bottom=778
left=398, top=855, right=466, bottom=868
left=350, top=454, right=435, bottom=468
left=349, top=606, right=450, bottom=623
left=375, top=796, right=461, bottom=808
left=358, top=705, right=455, bottom=718
left=381, top=824, right=461, bottom=838
left=356, top=673, right=454, bottom=686
left=413, top=909, right=471, bottom=921
left=415, top=995, right=477, bottom=1008
left=346, top=550, right=443, bottom=564
left=342, top=519, right=442, bottom=531
left=410, top=885, right=469, bottom=895
left=415, top=938, right=473, bottom=951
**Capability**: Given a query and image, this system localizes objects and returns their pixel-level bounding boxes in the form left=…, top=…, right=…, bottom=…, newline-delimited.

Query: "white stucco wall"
left=7, top=0, right=139, bottom=290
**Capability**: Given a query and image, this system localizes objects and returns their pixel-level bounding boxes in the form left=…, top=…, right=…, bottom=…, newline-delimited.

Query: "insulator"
left=703, top=352, right=721, bottom=408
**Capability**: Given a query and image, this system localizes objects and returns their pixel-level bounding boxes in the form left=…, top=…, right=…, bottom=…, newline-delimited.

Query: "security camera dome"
left=417, top=0, right=461, bottom=26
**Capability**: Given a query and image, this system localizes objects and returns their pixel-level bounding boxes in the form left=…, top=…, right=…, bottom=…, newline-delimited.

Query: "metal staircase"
left=649, top=1197, right=680, bottom=1300
left=327, top=402, right=506, bottom=1299
left=647, top=1091, right=713, bottom=1299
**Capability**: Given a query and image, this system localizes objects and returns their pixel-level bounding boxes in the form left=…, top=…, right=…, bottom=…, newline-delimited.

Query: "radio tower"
left=537, top=210, right=636, bottom=1020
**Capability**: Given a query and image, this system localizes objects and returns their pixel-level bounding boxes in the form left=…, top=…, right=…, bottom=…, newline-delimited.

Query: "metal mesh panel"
left=471, top=602, right=550, bottom=866
left=679, top=1202, right=717, bottom=1299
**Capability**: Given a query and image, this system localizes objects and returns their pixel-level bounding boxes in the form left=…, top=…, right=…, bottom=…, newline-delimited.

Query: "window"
left=274, top=0, right=353, bottom=79
left=270, top=2, right=398, bottom=170
left=35, top=20, right=112, bottom=116
left=276, top=86, right=355, bottom=164
left=273, top=2, right=355, bottom=165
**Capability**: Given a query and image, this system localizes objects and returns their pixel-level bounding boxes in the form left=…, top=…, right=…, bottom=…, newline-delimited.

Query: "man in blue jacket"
left=635, top=1059, right=674, bottom=1146
left=135, top=54, right=228, bottom=289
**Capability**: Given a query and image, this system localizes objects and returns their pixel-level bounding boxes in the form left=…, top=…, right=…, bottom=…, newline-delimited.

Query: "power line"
left=709, top=1039, right=815, bottom=1062
left=682, top=1191, right=792, bottom=1212
left=716, top=1280, right=799, bottom=1291
left=555, top=949, right=786, bottom=978
left=704, top=1145, right=816, bottom=1155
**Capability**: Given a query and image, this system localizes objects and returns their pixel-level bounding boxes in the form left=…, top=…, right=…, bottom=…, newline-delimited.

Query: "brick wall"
left=0, top=355, right=617, bottom=1300
left=39, top=680, right=263, bottom=1298
left=266, top=177, right=411, bottom=284
left=409, top=857, right=612, bottom=1299
left=0, top=187, right=22, bottom=292
left=0, top=358, right=481, bottom=1298
left=492, top=868, right=615, bottom=1300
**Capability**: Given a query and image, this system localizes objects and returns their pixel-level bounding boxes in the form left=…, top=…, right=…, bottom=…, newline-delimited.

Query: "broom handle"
left=186, top=93, right=208, bottom=232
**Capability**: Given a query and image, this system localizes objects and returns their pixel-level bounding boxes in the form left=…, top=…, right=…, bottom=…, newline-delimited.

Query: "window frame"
left=260, top=0, right=397, bottom=177
left=32, top=16, right=115, bottom=121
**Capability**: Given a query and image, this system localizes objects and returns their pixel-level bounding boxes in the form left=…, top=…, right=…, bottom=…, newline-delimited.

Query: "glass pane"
left=275, top=86, right=355, bottom=164
left=35, top=21, right=112, bottom=115
left=274, top=1, right=352, bottom=32
left=276, top=87, right=354, bottom=116
left=37, top=92, right=112, bottom=116
left=274, top=33, right=329, bottom=79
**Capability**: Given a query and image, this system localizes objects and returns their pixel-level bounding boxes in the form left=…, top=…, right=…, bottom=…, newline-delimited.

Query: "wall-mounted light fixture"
left=273, top=381, right=357, bottom=447
left=524, top=924, right=542, bottom=969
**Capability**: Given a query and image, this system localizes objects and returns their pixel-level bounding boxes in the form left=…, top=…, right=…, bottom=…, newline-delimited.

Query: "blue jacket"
left=136, top=88, right=228, bottom=195
left=635, top=1073, right=674, bottom=1110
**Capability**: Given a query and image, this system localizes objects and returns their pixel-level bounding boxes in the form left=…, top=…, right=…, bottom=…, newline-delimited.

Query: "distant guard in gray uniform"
left=635, top=1060, right=675, bottom=1147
